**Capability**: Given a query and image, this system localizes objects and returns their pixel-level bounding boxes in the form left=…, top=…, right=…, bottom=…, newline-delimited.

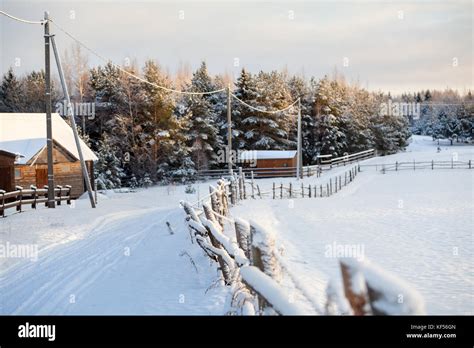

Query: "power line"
left=0, top=10, right=46, bottom=25
left=231, top=93, right=300, bottom=114
left=50, top=19, right=227, bottom=96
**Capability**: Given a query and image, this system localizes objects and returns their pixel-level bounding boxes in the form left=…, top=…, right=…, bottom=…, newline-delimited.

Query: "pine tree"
left=95, top=133, right=125, bottom=189
left=179, top=62, right=223, bottom=170
left=0, top=68, right=23, bottom=112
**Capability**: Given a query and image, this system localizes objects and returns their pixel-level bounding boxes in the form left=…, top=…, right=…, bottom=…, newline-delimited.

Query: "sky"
left=0, top=0, right=472, bottom=94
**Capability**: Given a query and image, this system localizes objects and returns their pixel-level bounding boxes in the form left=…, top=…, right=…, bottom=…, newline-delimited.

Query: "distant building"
left=0, top=149, right=16, bottom=192
left=0, top=113, right=97, bottom=198
left=240, top=150, right=297, bottom=168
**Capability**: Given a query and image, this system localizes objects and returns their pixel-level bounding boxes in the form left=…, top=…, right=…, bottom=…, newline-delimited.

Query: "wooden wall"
left=0, top=153, right=15, bottom=192
left=14, top=161, right=94, bottom=198
left=256, top=157, right=297, bottom=169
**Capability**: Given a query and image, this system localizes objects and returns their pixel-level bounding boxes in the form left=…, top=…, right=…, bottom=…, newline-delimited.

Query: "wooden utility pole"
left=51, top=34, right=96, bottom=208
left=227, top=84, right=232, bottom=174
left=44, top=11, right=55, bottom=208
left=296, top=98, right=302, bottom=179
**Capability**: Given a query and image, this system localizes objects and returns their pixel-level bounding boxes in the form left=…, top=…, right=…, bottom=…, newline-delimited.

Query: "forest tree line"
left=1, top=46, right=472, bottom=188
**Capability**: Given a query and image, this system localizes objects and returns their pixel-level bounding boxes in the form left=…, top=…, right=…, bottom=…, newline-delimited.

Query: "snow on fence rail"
left=180, top=175, right=425, bottom=315
left=197, top=149, right=375, bottom=180
left=0, top=185, right=72, bottom=217
left=320, top=149, right=375, bottom=168
left=359, top=159, right=473, bottom=172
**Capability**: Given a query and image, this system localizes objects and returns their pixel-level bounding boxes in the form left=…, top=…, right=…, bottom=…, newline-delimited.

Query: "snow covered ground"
left=0, top=135, right=472, bottom=315
left=0, top=185, right=228, bottom=314
left=232, top=136, right=474, bottom=314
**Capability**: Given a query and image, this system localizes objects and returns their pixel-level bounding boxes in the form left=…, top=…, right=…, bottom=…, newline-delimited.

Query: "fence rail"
left=0, top=185, right=72, bottom=217
left=197, top=149, right=375, bottom=180
left=360, top=159, right=472, bottom=172
left=181, top=173, right=424, bottom=315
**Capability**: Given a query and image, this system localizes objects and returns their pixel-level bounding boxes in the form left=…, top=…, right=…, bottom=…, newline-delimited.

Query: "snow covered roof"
left=0, top=113, right=98, bottom=164
left=240, top=150, right=297, bottom=160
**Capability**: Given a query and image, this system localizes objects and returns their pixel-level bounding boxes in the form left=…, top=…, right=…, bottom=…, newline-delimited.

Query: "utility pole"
left=51, top=34, right=96, bottom=208
left=296, top=98, right=302, bottom=180
left=44, top=11, right=55, bottom=208
left=227, top=84, right=232, bottom=174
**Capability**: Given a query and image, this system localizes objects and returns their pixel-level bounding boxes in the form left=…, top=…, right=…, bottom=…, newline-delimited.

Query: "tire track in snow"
left=0, top=207, right=175, bottom=314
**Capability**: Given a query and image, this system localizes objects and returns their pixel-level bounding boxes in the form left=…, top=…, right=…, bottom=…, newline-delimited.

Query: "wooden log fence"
left=360, top=160, right=473, bottom=172
left=0, top=185, right=72, bottom=217
left=181, top=172, right=423, bottom=315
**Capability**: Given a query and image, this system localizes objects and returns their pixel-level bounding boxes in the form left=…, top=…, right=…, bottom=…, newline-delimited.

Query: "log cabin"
left=240, top=150, right=297, bottom=169
left=0, top=113, right=98, bottom=198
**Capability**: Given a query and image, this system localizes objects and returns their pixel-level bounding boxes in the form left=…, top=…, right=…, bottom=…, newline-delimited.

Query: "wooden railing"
left=181, top=176, right=425, bottom=315
left=320, top=149, right=375, bottom=168
left=360, top=159, right=472, bottom=172
left=0, top=185, right=72, bottom=217
left=197, top=149, right=375, bottom=180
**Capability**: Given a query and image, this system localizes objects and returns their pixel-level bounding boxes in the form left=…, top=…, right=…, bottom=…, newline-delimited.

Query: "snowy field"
left=232, top=136, right=474, bottom=315
left=0, top=135, right=472, bottom=315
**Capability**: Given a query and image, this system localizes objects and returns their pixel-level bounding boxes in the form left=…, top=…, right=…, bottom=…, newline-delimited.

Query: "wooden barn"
left=0, top=113, right=98, bottom=198
left=240, top=150, right=297, bottom=169
left=0, top=149, right=16, bottom=192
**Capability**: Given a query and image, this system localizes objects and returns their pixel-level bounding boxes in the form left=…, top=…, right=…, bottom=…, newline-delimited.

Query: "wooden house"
left=0, top=113, right=98, bottom=198
left=0, top=149, right=16, bottom=192
left=240, top=150, right=297, bottom=169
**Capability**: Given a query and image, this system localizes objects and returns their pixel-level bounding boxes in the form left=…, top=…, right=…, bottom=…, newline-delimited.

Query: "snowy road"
left=0, top=189, right=227, bottom=314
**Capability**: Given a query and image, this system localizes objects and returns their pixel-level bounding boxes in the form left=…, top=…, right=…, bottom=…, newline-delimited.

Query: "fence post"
left=235, top=218, right=251, bottom=259
left=65, top=185, right=72, bottom=204
left=432, top=160, right=434, bottom=170
left=0, top=190, right=5, bottom=217
left=243, top=172, right=247, bottom=200
left=413, top=159, right=416, bottom=171
left=345, top=172, right=347, bottom=186
left=451, top=158, right=453, bottom=169
left=43, top=186, right=48, bottom=206
left=289, top=183, right=292, bottom=198
left=30, top=185, right=37, bottom=209
left=339, top=176, right=342, bottom=190
left=301, top=183, right=304, bottom=198
left=273, top=182, right=275, bottom=199
left=358, top=164, right=360, bottom=172
left=280, top=183, right=283, bottom=199
left=340, top=260, right=371, bottom=316
left=395, top=161, right=398, bottom=171
left=335, top=177, right=338, bottom=193
left=329, top=179, right=332, bottom=195
left=308, top=184, right=312, bottom=198
left=257, top=185, right=262, bottom=199
left=469, top=160, right=471, bottom=169
left=326, top=183, right=330, bottom=197
left=16, top=186, right=23, bottom=212
left=314, top=185, right=317, bottom=198
left=56, top=185, right=62, bottom=206
left=250, top=171, right=255, bottom=199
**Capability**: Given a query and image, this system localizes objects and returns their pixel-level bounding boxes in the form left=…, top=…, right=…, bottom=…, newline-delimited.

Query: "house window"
left=15, top=168, right=22, bottom=179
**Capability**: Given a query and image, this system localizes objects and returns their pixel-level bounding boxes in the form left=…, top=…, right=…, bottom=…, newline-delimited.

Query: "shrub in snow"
left=140, top=174, right=153, bottom=188
left=185, top=184, right=196, bottom=194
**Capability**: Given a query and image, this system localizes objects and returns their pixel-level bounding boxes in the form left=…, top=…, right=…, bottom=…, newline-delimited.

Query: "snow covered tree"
left=240, top=70, right=294, bottom=150
left=0, top=68, right=23, bottom=112
left=95, top=133, right=125, bottom=189
left=178, top=61, right=223, bottom=170
left=313, top=76, right=347, bottom=157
